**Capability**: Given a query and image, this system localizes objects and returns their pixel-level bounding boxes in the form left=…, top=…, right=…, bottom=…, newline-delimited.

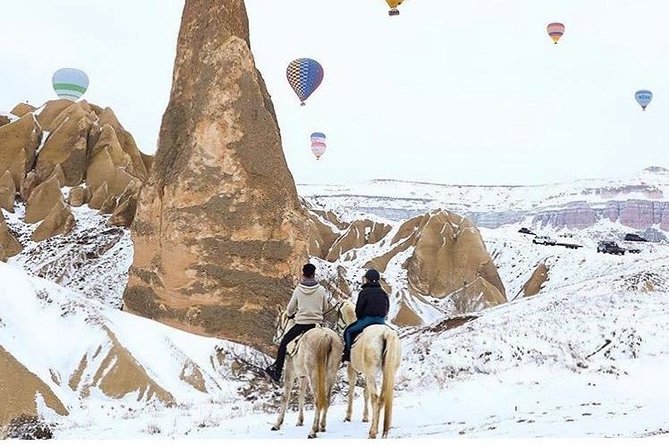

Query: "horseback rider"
left=342, top=268, right=389, bottom=362
left=265, top=263, right=331, bottom=383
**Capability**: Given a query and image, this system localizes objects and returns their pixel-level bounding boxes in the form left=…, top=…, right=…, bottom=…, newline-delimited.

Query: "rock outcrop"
left=9, top=103, right=36, bottom=118
left=24, top=175, right=65, bottom=224
left=308, top=208, right=506, bottom=326
left=0, top=171, right=16, bottom=212
left=326, top=219, right=391, bottom=262
left=123, top=0, right=309, bottom=351
left=520, top=262, right=549, bottom=298
left=406, top=211, right=506, bottom=304
left=31, top=201, right=76, bottom=242
left=0, top=98, right=153, bottom=261
left=0, top=114, right=42, bottom=188
left=0, top=346, right=68, bottom=427
left=0, top=212, right=22, bottom=258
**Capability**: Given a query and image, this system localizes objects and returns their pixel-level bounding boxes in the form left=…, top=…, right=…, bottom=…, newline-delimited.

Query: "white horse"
left=338, top=300, right=402, bottom=438
left=270, top=308, right=343, bottom=438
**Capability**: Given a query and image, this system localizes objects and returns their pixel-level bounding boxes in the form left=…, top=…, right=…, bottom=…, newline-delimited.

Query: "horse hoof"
left=362, top=418, right=369, bottom=423
left=369, top=433, right=377, bottom=439
left=271, top=426, right=280, bottom=431
left=320, top=427, right=327, bottom=432
left=344, top=417, right=351, bottom=422
left=296, top=422, right=304, bottom=427
left=307, top=433, right=317, bottom=439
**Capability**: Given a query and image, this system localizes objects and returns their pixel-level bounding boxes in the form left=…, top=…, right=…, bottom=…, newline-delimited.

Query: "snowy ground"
left=52, top=359, right=669, bottom=439
left=3, top=197, right=669, bottom=438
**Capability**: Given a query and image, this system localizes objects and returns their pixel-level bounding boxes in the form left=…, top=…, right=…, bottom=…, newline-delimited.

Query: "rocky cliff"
left=0, top=100, right=151, bottom=261
left=123, top=0, right=309, bottom=352
left=307, top=208, right=507, bottom=326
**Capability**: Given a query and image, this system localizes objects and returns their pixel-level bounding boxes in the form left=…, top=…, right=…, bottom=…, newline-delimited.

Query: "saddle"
left=286, top=324, right=322, bottom=358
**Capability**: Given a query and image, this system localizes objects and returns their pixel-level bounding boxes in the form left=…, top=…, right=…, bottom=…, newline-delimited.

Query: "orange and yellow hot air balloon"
left=385, top=0, right=404, bottom=16
left=547, top=22, right=565, bottom=44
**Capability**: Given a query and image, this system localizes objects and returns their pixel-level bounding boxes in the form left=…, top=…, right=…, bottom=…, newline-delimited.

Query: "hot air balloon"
left=286, top=58, right=324, bottom=106
left=635, top=90, right=653, bottom=111
left=310, top=132, right=327, bottom=160
left=52, top=68, right=89, bottom=101
left=385, top=0, right=404, bottom=16
left=547, top=22, right=565, bottom=44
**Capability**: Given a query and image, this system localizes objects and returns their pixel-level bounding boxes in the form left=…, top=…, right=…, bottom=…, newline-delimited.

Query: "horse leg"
left=272, top=364, right=294, bottom=431
left=362, top=376, right=370, bottom=423
left=320, top=386, right=331, bottom=432
left=296, top=377, right=307, bottom=427
left=367, top=375, right=380, bottom=439
left=308, top=377, right=320, bottom=439
left=344, top=364, right=356, bottom=422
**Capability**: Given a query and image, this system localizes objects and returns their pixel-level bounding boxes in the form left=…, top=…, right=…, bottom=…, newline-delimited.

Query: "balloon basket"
left=389, top=9, right=399, bottom=16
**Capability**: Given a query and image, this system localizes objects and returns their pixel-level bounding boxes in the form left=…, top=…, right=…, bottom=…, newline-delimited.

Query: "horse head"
left=336, top=299, right=357, bottom=331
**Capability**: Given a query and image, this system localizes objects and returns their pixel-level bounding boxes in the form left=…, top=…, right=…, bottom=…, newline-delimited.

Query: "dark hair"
left=364, top=269, right=380, bottom=282
left=302, top=263, right=316, bottom=278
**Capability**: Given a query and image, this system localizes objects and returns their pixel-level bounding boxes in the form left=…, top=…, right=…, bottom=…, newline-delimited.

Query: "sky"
left=1, top=0, right=668, bottom=186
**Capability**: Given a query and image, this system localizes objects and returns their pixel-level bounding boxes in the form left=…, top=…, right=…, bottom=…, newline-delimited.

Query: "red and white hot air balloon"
left=310, top=132, right=327, bottom=160
left=547, top=22, right=565, bottom=44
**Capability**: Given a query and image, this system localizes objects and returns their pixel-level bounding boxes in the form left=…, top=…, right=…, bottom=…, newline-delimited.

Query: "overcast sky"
left=1, top=0, right=668, bottom=186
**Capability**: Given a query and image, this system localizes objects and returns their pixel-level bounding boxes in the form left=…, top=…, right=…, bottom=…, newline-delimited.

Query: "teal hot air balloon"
left=635, top=90, right=653, bottom=111
left=52, top=68, right=89, bottom=101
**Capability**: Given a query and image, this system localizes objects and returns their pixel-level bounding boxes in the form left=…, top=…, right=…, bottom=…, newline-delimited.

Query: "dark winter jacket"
left=355, top=282, right=389, bottom=320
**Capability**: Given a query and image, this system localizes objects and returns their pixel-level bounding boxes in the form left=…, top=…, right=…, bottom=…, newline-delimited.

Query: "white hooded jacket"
left=285, top=281, right=332, bottom=325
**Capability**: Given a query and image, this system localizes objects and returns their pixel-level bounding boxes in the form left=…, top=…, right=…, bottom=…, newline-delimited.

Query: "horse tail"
left=381, top=329, right=401, bottom=436
left=315, top=334, right=333, bottom=410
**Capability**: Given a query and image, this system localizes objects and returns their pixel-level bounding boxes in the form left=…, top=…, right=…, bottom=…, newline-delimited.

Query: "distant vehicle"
left=533, top=235, right=556, bottom=246
left=624, top=233, right=648, bottom=242
left=519, top=227, right=535, bottom=235
left=597, top=241, right=626, bottom=255
left=627, top=247, right=641, bottom=254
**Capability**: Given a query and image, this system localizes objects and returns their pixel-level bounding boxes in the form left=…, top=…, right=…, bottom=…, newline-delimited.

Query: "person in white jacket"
left=265, top=263, right=331, bottom=383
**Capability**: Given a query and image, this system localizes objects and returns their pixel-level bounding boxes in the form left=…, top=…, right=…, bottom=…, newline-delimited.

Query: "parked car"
left=597, top=241, right=626, bottom=255
left=518, top=227, right=535, bottom=235
left=627, top=247, right=641, bottom=254
left=533, top=235, right=556, bottom=246
left=624, top=233, right=648, bottom=242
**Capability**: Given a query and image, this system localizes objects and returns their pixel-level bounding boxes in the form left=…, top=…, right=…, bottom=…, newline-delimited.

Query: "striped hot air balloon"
left=52, top=68, right=89, bottom=101
left=547, top=22, right=565, bottom=44
left=310, top=132, right=327, bottom=160
left=385, top=0, right=404, bottom=16
left=635, top=90, right=653, bottom=111
left=286, top=58, right=324, bottom=106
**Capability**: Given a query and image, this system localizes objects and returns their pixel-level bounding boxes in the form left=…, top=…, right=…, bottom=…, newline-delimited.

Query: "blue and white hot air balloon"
left=635, top=90, right=653, bottom=111
left=52, top=68, right=89, bottom=101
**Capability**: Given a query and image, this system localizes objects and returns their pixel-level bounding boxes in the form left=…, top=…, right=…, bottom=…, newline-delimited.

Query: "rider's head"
left=302, top=263, right=316, bottom=279
left=363, top=268, right=380, bottom=283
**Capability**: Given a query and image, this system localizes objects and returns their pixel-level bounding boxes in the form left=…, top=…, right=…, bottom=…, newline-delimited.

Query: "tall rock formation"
left=123, top=0, right=308, bottom=351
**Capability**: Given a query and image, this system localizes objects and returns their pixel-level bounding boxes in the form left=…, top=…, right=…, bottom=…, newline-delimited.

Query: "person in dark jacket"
left=342, top=269, right=389, bottom=362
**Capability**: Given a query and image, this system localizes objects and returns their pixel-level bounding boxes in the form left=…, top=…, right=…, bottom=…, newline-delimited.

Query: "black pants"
left=273, top=323, right=316, bottom=376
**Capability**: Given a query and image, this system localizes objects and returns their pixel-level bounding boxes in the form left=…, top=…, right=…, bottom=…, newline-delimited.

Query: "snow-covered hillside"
left=0, top=261, right=277, bottom=434
left=4, top=203, right=132, bottom=308
left=7, top=233, right=666, bottom=439
left=299, top=166, right=669, bottom=232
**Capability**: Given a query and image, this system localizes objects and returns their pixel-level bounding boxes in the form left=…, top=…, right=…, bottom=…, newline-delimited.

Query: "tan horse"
left=270, top=309, right=344, bottom=438
left=338, top=300, right=402, bottom=439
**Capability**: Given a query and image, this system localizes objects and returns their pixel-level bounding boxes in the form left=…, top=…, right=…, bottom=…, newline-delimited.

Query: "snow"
left=2, top=169, right=669, bottom=437
left=298, top=166, right=669, bottom=225
left=5, top=202, right=133, bottom=308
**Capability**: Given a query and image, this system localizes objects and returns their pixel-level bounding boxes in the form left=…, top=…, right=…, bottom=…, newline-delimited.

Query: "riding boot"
left=264, top=364, right=281, bottom=384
